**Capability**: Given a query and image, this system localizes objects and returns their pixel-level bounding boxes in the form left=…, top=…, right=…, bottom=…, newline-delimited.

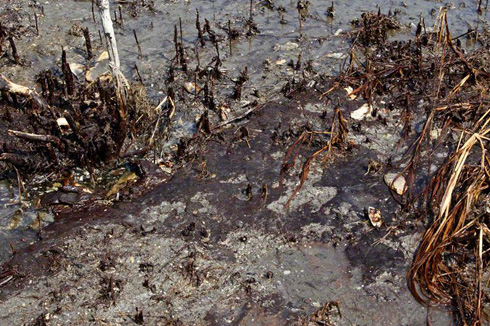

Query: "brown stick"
left=8, top=37, right=20, bottom=64
left=179, top=17, right=183, bottom=45
left=83, top=27, right=93, bottom=60
left=8, top=130, right=65, bottom=150
left=118, top=5, right=123, bottom=24
left=133, top=29, right=142, bottom=59
left=0, top=153, right=32, bottom=167
left=61, top=49, right=75, bottom=95
left=228, top=20, right=232, bottom=56
left=91, top=0, right=96, bottom=23
left=34, top=13, right=39, bottom=36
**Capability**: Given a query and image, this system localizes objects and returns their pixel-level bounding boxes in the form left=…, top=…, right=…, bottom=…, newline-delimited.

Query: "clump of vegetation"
left=288, top=7, right=490, bottom=324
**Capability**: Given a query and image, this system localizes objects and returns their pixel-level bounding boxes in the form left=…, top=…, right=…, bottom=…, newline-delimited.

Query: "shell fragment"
left=367, top=207, right=383, bottom=228
left=350, top=103, right=371, bottom=120
left=184, top=82, right=201, bottom=94
left=384, top=173, right=407, bottom=195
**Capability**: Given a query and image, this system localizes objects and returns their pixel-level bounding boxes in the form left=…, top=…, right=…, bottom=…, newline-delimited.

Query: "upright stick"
left=96, top=0, right=129, bottom=149
left=97, top=0, right=120, bottom=69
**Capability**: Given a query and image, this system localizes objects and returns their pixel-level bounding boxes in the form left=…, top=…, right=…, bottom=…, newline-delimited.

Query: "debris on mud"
left=0, top=0, right=489, bottom=325
left=318, top=8, right=490, bottom=325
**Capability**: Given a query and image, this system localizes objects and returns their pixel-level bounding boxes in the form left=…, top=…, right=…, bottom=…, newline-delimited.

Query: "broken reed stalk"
left=8, top=37, right=20, bottom=64
left=118, top=5, right=123, bottom=25
left=96, top=0, right=129, bottom=104
left=173, top=25, right=178, bottom=60
left=408, top=113, right=490, bottom=325
left=0, top=23, right=4, bottom=53
left=8, top=130, right=64, bottom=150
left=179, top=17, right=183, bottom=45
left=249, top=0, right=253, bottom=25
left=133, top=29, right=142, bottom=59
left=96, top=0, right=130, bottom=155
left=97, top=0, right=120, bottom=69
left=12, top=165, right=25, bottom=204
left=83, top=27, right=93, bottom=60
left=61, top=48, right=75, bottom=95
left=433, top=9, right=450, bottom=98
left=281, top=108, right=348, bottom=209
left=196, top=9, right=205, bottom=47
left=134, top=64, right=143, bottom=83
left=247, top=0, right=255, bottom=36
left=91, top=0, right=96, bottom=23
left=228, top=19, right=232, bottom=56
left=34, top=13, right=39, bottom=36
left=298, top=7, right=303, bottom=38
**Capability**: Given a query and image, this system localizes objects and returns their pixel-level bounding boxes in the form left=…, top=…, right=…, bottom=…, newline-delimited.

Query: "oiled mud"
left=0, top=92, right=452, bottom=325
left=1, top=0, right=488, bottom=325
left=0, top=0, right=484, bottom=261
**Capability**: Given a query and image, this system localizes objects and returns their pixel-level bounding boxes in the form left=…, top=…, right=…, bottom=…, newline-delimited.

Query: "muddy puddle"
left=1, top=0, right=489, bottom=325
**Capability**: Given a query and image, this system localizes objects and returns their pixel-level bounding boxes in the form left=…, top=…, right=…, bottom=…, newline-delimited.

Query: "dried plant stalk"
left=96, top=0, right=129, bottom=101
left=97, top=0, right=120, bottom=69
left=408, top=109, right=490, bottom=325
left=96, top=0, right=129, bottom=150
left=281, top=108, right=349, bottom=209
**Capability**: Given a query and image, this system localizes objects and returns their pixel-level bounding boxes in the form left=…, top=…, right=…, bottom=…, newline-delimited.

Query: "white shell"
left=325, top=52, right=344, bottom=59
left=368, top=207, right=383, bottom=228
left=273, top=42, right=299, bottom=51
left=68, top=63, right=85, bottom=77
left=430, top=128, right=442, bottom=140
left=97, top=51, right=109, bottom=62
left=350, top=103, right=371, bottom=120
left=384, top=173, right=407, bottom=195
left=56, top=117, right=69, bottom=127
left=85, top=61, right=109, bottom=82
left=184, top=82, right=201, bottom=94
left=344, top=86, right=357, bottom=100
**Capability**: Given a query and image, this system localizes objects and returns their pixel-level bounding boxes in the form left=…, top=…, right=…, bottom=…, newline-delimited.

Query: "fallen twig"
left=8, top=130, right=64, bottom=150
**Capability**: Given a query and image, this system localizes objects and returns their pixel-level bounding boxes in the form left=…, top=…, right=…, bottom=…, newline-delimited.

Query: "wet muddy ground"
left=1, top=0, right=489, bottom=325
left=0, top=92, right=453, bottom=325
